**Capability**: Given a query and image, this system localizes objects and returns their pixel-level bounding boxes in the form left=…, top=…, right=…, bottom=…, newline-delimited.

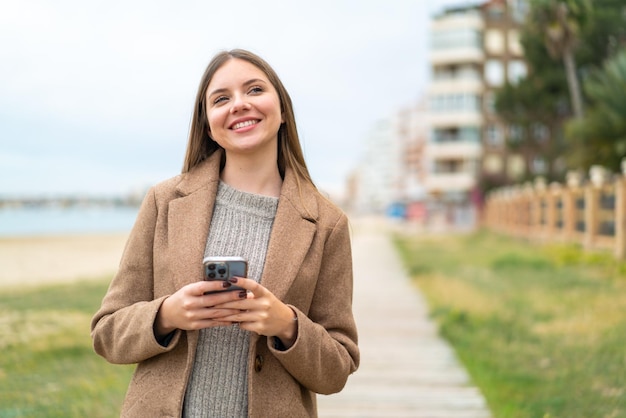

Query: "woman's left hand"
left=216, top=277, right=298, bottom=348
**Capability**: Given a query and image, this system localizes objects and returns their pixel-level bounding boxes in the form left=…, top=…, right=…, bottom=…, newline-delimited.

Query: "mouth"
left=230, top=119, right=260, bottom=130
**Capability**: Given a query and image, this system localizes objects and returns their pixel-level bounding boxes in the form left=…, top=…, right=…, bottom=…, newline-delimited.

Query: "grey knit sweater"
left=183, top=181, right=279, bottom=418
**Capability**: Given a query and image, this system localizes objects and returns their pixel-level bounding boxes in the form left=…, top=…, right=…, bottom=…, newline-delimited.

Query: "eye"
left=248, top=86, right=263, bottom=95
left=213, top=96, right=228, bottom=105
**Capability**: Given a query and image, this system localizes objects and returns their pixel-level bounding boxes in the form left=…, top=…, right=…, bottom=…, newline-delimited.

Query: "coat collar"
left=175, top=151, right=222, bottom=197
left=174, top=149, right=319, bottom=222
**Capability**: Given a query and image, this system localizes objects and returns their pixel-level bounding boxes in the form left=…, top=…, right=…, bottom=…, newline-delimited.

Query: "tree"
left=566, top=48, right=626, bottom=171
left=528, top=0, right=591, bottom=119
left=495, top=0, right=626, bottom=179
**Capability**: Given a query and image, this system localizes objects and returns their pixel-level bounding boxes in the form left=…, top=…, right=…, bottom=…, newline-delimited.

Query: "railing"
left=483, top=165, right=626, bottom=259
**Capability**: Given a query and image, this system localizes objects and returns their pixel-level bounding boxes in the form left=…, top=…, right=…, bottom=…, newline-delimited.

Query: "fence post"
left=584, top=184, right=597, bottom=250
left=586, top=166, right=608, bottom=250
left=547, top=183, right=560, bottom=238
left=534, top=177, right=547, bottom=240
left=615, top=173, right=626, bottom=259
left=564, top=171, right=582, bottom=242
left=562, top=186, right=573, bottom=241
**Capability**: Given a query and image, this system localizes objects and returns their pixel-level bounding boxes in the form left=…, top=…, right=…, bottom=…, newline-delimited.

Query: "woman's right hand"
left=154, top=280, right=248, bottom=338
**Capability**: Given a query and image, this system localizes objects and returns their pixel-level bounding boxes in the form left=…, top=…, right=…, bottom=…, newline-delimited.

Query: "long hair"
left=182, top=49, right=314, bottom=189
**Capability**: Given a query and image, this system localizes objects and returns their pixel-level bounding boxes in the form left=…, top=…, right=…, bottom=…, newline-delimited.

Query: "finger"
left=188, top=279, right=232, bottom=296
left=220, top=310, right=254, bottom=324
left=200, top=288, right=247, bottom=307
left=228, top=277, right=266, bottom=297
left=216, top=296, right=254, bottom=311
left=206, top=308, right=244, bottom=319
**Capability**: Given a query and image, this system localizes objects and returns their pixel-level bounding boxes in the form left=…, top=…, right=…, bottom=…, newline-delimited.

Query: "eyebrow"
left=207, top=78, right=268, bottom=98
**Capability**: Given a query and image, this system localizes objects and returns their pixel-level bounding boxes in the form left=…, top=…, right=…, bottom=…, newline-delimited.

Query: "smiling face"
left=205, top=58, right=284, bottom=158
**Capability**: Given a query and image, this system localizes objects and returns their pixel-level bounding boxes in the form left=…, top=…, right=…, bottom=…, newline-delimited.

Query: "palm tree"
left=530, top=0, right=591, bottom=119
left=566, top=48, right=626, bottom=170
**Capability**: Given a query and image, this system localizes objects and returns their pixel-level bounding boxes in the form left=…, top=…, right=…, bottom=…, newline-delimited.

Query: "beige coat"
left=91, top=151, right=359, bottom=417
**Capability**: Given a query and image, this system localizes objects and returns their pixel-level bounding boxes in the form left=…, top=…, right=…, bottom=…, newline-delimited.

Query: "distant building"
left=425, top=0, right=528, bottom=228
left=352, top=118, right=400, bottom=214
left=350, top=103, right=431, bottom=218
left=427, top=3, right=484, bottom=227
left=348, top=0, right=529, bottom=228
left=396, top=101, right=430, bottom=221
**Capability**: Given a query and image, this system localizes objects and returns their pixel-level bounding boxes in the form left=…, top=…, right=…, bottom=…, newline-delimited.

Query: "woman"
left=91, top=49, right=359, bottom=418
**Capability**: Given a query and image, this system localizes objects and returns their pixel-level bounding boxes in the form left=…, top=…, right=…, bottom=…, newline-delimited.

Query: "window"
left=507, top=155, right=526, bottom=178
left=485, top=60, right=504, bottom=86
left=432, top=29, right=482, bottom=50
left=457, top=64, right=481, bottom=80
left=435, top=159, right=462, bottom=174
left=532, top=156, right=547, bottom=174
left=433, top=126, right=480, bottom=143
left=484, top=91, right=495, bottom=114
left=430, top=94, right=481, bottom=112
left=531, top=123, right=550, bottom=142
left=460, top=126, right=481, bottom=142
left=508, top=60, right=527, bottom=84
left=486, top=4, right=505, bottom=20
left=508, top=124, right=524, bottom=144
left=510, top=0, right=529, bottom=23
left=483, top=154, right=503, bottom=174
left=508, top=30, right=523, bottom=55
left=486, top=124, right=503, bottom=147
left=485, top=30, right=505, bottom=54
left=433, top=128, right=459, bottom=143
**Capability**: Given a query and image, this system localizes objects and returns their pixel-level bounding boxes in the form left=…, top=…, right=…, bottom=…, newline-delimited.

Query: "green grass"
left=394, top=229, right=626, bottom=418
left=0, top=279, right=134, bottom=418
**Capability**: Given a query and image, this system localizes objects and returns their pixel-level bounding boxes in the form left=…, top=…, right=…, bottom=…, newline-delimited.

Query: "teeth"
left=232, top=120, right=258, bottom=130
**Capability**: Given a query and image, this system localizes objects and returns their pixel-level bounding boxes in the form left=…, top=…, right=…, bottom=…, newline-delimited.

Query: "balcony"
left=425, top=172, right=477, bottom=193
left=428, top=141, right=482, bottom=159
left=429, top=78, right=483, bottom=94
left=430, top=111, right=483, bottom=128
left=430, top=48, right=485, bottom=66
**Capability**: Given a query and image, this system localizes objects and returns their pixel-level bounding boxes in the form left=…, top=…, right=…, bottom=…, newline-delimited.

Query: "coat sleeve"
left=90, top=187, right=181, bottom=364
left=268, top=212, right=360, bottom=394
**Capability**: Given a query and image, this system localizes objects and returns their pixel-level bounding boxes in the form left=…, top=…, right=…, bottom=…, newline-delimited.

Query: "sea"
left=0, top=206, right=139, bottom=237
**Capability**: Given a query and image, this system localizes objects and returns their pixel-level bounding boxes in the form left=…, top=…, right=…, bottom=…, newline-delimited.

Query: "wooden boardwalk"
left=317, top=218, right=491, bottom=418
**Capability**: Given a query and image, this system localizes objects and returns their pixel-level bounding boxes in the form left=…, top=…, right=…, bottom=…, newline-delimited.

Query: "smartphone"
left=202, top=256, right=248, bottom=293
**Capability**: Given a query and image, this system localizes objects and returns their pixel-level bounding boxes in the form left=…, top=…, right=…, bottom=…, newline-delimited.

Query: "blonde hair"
left=182, top=49, right=315, bottom=191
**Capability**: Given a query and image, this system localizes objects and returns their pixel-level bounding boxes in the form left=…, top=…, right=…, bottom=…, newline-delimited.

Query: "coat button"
left=254, top=355, right=264, bottom=372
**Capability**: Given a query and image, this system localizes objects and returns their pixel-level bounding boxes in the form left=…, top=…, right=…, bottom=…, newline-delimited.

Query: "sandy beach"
left=0, top=233, right=129, bottom=288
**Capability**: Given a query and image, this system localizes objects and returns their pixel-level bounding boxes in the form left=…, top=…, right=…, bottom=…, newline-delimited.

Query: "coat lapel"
left=260, top=170, right=319, bottom=301
left=168, top=152, right=221, bottom=289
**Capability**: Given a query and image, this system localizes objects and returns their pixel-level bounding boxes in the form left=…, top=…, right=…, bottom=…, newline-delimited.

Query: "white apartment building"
left=423, top=0, right=528, bottom=228
left=427, top=4, right=484, bottom=207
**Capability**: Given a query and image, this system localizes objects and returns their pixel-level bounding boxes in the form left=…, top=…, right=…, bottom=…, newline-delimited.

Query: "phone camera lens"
left=208, top=264, right=216, bottom=270
left=218, top=268, right=226, bottom=275
left=208, top=272, right=216, bottom=278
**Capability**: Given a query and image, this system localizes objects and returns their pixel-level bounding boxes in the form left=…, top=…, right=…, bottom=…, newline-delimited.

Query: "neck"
left=220, top=151, right=282, bottom=197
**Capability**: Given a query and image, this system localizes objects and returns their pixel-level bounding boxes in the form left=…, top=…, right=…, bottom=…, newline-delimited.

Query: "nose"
left=230, top=94, right=251, bottom=114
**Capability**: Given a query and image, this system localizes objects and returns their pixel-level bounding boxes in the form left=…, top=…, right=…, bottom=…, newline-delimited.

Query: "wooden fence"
left=483, top=165, right=626, bottom=259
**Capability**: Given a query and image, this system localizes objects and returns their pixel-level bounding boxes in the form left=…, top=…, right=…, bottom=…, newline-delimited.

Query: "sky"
left=0, top=0, right=480, bottom=198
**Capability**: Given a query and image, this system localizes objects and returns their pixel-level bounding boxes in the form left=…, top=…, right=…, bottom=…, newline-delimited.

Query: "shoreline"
left=0, top=232, right=129, bottom=288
